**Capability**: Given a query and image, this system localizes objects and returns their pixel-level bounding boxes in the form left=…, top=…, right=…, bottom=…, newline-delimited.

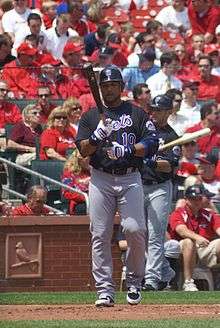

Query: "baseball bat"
left=83, top=63, right=106, bottom=122
left=159, top=128, right=211, bottom=151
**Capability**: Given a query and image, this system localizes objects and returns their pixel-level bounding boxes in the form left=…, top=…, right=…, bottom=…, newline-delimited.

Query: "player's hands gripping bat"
left=159, top=128, right=211, bottom=151
left=83, top=63, right=113, bottom=146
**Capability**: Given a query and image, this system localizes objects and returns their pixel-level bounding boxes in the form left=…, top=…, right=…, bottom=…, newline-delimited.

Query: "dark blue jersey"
left=141, top=124, right=180, bottom=184
left=76, top=101, right=158, bottom=171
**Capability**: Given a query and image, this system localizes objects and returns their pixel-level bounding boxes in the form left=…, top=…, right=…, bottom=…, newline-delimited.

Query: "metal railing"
left=0, top=156, right=89, bottom=214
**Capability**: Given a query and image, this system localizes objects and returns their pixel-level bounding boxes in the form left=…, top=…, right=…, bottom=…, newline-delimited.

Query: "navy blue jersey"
left=141, top=124, right=180, bottom=184
left=76, top=101, right=158, bottom=170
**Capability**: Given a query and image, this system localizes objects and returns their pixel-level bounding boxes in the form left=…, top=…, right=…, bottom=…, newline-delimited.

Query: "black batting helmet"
left=99, top=65, right=124, bottom=84
left=184, top=184, right=205, bottom=198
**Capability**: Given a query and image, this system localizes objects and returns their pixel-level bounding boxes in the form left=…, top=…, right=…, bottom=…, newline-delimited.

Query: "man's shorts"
left=180, top=239, right=220, bottom=268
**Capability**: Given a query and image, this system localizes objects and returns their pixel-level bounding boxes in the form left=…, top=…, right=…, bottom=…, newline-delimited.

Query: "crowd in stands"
left=0, top=0, right=220, bottom=291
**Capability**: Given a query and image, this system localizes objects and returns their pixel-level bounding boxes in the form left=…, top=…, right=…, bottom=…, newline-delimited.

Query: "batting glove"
left=106, top=142, right=135, bottom=160
left=89, top=119, right=113, bottom=146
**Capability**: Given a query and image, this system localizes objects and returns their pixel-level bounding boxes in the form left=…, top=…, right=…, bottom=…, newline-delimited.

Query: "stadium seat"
left=192, top=265, right=214, bottom=291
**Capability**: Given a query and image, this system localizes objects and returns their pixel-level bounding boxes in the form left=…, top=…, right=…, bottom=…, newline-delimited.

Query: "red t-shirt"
left=168, top=205, right=220, bottom=241
left=186, top=122, right=220, bottom=154
left=188, top=2, right=220, bottom=35
left=197, top=75, right=220, bottom=103
left=38, top=103, right=56, bottom=124
left=12, top=203, right=50, bottom=216
left=0, top=101, right=22, bottom=128
left=40, top=127, right=75, bottom=160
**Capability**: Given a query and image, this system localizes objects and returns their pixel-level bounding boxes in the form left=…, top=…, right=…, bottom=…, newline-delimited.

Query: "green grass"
left=0, top=320, right=220, bottom=328
left=0, top=291, right=220, bottom=305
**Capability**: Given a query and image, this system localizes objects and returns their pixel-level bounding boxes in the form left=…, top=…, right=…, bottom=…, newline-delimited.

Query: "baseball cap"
left=107, top=33, right=122, bottom=49
left=185, top=184, right=205, bottom=198
left=182, top=80, right=200, bottom=89
left=99, top=46, right=115, bottom=57
left=63, top=41, right=84, bottom=56
left=200, top=184, right=215, bottom=198
left=40, top=54, right=60, bottom=66
left=196, top=152, right=218, bottom=166
left=17, top=42, right=38, bottom=56
left=150, top=94, right=173, bottom=111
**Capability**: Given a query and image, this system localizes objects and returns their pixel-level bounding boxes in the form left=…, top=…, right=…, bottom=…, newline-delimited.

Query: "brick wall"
left=0, top=216, right=122, bottom=292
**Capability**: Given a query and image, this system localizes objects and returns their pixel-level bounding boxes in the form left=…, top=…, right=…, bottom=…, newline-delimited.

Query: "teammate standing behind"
left=141, top=94, right=181, bottom=291
left=76, top=65, right=159, bottom=307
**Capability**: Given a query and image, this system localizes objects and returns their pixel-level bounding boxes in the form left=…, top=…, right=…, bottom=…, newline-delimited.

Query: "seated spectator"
left=174, top=43, right=195, bottom=81
left=106, top=32, right=128, bottom=68
left=177, top=141, right=199, bottom=177
left=39, top=55, right=80, bottom=99
left=39, top=107, right=75, bottom=161
left=1, top=0, right=31, bottom=43
left=7, top=104, right=42, bottom=166
left=0, top=33, right=15, bottom=69
left=187, top=0, right=220, bottom=44
left=36, top=86, right=56, bottom=124
left=63, top=97, right=82, bottom=135
left=179, top=80, right=201, bottom=126
left=41, top=1, right=57, bottom=29
left=84, top=23, right=109, bottom=56
left=0, top=80, right=22, bottom=132
left=122, top=50, right=159, bottom=92
left=61, top=149, right=90, bottom=214
left=186, top=102, right=220, bottom=154
left=12, top=185, right=51, bottom=216
left=204, top=47, right=220, bottom=77
left=155, top=0, right=190, bottom=35
left=132, top=83, right=151, bottom=113
left=187, top=34, right=205, bottom=64
left=147, top=52, right=182, bottom=99
left=44, top=13, right=78, bottom=60
left=168, top=184, right=220, bottom=291
left=2, top=42, right=39, bottom=98
left=195, top=55, right=220, bottom=103
left=197, top=152, right=220, bottom=203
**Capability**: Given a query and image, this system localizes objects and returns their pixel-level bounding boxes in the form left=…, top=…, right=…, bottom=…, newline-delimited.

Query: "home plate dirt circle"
left=0, top=304, right=220, bottom=320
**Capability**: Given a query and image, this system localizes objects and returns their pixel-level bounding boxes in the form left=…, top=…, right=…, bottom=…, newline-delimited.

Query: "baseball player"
left=76, top=65, right=159, bottom=306
left=141, top=94, right=181, bottom=291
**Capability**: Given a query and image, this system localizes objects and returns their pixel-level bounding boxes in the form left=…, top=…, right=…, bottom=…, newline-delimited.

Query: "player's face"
left=150, top=109, right=171, bottom=127
left=100, top=81, right=122, bottom=106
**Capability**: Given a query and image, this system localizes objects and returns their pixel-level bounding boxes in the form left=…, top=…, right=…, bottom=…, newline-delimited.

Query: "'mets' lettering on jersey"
left=112, top=114, right=133, bottom=131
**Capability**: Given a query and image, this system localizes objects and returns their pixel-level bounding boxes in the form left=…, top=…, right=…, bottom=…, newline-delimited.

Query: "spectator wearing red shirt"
left=2, top=42, right=39, bottom=98
left=194, top=55, right=220, bottom=103
left=187, top=0, right=220, bottom=43
left=36, top=86, right=56, bottom=124
left=186, top=102, right=220, bottom=154
left=61, top=41, right=90, bottom=96
left=63, top=97, right=82, bottom=135
left=40, top=107, right=75, bottom=161
left=61, top=148, right=90, bottom=214
left=12, top=185, right=51, bottom=216
left=39, top=54, right=80, bottom=99
left=168, top=184, right=220, bottom=291
left=0, top=80, right=22, bottom=130
left=7, top=104, right=43, bottom=166
left=68, top=2, right=96, bottom=37
left=41, top=1, right=57, bottom=29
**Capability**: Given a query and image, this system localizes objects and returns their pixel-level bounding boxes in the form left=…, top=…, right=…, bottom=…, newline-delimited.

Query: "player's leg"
left=143, top=180, right=173, bottom=290
left=89, top=169, right=117, bottom=306
left=118, top=172, right=147, bottom=304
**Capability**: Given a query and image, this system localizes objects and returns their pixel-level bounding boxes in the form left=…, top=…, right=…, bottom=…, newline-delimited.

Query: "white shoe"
left=127, top=287, right=141, bottom=305
left=183, top=279, right=198, bottom=291
left=95, top=296, right=114, bottom=307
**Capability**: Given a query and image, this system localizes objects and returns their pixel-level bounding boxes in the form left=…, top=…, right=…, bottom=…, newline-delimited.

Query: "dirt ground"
left=0, top=304, right=220, bottom=320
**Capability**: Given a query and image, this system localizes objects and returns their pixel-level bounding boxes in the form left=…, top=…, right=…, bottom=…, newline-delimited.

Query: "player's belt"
left=98, top=167, right=139, bottom=176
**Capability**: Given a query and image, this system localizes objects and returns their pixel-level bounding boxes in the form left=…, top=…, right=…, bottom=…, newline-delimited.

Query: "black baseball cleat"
left=127, top=287, right=141, bottom=305
left=142, top=283, right=157, bottom=291
left=95, top=296, right=114, bottom=307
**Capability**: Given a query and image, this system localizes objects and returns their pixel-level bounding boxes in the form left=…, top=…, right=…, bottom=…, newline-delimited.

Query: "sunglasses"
left=54, top=116, right=67, bottom=120
left=31, top=111, right=40, bottom=115
left=174, top=99, right=182, bottom=103
left=213, top=111, right=220, bottom=116
left=38, top=94, right=50, bottom=98
left=0, top=88, right=8, bottom=92
left=71, top=106, right=82, bottom=111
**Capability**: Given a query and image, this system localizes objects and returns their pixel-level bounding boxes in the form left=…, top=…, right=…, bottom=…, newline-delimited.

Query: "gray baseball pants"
left=143, top=180, right=174, bottom=289
left=89, top=168, right=147, bottom=299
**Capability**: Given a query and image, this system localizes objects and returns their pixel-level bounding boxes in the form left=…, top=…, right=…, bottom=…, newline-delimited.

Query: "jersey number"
left=121, top=132, right=136, bottom=146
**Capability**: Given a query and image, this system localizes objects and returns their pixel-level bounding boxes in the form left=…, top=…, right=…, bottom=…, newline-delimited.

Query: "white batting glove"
left=106, top=141, right=134, bottom=160
left=89, top=119, right=113, bottom=146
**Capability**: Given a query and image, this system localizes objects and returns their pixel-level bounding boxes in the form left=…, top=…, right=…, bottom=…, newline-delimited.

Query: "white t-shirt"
left=179, top=100, right=201, bottom=127
left=167, top=113, right=191, bottom=136
left=156, top=6, right=191, bottom=31
left=44, top=27, right=78, bottom=60
left=2, top=8, right=32, bottom=35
